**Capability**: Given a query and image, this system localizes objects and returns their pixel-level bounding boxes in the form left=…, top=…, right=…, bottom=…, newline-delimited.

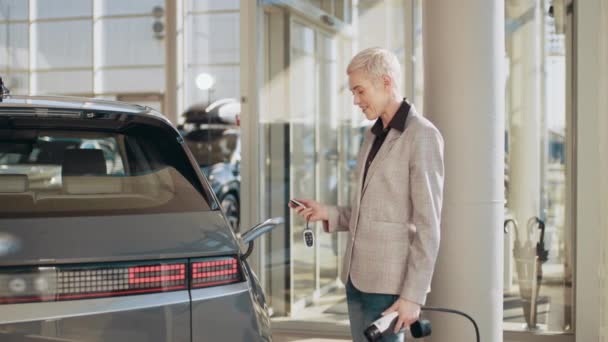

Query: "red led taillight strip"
left=128, top=264, right=186, bottom=285
left=191, top=257, right=241, bottom=288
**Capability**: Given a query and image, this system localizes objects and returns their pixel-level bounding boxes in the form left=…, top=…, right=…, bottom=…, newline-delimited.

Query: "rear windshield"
left=0, top=128, right=212, bottom=218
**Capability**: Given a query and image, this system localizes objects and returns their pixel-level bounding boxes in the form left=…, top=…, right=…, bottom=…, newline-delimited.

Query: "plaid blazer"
left=326, top=105, right=444, bottom=305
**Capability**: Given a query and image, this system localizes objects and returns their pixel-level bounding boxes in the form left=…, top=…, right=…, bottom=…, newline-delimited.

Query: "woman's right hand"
left=288, top=199, right=329, bottom=222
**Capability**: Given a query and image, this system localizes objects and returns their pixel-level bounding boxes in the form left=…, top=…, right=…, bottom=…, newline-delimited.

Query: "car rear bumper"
left=0, top=282, right=270, bottom=342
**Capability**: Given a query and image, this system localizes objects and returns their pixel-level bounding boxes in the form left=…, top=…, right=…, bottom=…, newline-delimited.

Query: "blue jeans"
left=345, top=278, right=405, bottom=342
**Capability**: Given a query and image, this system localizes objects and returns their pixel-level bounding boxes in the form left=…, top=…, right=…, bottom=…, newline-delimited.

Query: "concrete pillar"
left=164, top=0, right=178, bottom=124
left=576, top=1, right=606, bottom=340
left=598, top=4, right=608, bottom=339
left=422, top=1, right=505, bottom=341
left=240, top=0, right=263, bottom=273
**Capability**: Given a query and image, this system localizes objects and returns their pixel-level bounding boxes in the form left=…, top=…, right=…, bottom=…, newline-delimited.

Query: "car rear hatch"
left=0, top=107, right=263, bottom=341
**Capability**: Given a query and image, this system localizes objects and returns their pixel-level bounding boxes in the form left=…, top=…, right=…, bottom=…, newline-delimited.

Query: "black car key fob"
left=303, top=220, right=314, bottom=248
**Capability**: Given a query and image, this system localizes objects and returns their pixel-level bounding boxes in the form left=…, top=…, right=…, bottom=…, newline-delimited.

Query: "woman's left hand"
left=382, top=297, right=421, bottom=334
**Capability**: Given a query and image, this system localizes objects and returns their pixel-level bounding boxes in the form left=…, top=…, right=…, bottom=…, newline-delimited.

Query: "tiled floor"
left=271, top=290, right=352, bottom=341
left=272, top=334, right=351, bottom=342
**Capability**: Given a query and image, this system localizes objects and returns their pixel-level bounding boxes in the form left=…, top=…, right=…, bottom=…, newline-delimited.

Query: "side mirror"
left=238, top=217, right=284, bottom=260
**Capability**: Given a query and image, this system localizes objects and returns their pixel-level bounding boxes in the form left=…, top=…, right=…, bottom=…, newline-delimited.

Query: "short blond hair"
left=347, top=47, right=401, bottom=91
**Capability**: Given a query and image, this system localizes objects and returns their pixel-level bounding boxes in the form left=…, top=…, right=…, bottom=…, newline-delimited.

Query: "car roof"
left=0, top=95, right=168, bottom=122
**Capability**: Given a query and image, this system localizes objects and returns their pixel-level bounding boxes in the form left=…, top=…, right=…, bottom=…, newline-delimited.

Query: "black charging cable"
left=421, top=306, right=480, bottom=342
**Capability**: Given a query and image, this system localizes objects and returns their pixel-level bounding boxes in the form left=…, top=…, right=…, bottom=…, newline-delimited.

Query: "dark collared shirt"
left=362, top=99, right=410, bottom=184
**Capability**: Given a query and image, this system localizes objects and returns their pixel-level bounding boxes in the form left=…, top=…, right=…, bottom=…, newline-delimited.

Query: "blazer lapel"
left=351, top=130, right=374, bottom=222
left=361, top=128, right=402, bottom=196
left=355, top=130, right=374, bottom=198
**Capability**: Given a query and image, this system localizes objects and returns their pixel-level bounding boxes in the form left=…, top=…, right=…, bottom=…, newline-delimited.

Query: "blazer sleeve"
left=323, top=205, right=351, bottom=233
left=401, top=126, right=444, bottom=305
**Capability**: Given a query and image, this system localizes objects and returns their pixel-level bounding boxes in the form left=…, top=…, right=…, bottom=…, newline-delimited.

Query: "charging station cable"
left=421, top=307, right=480, bottom=342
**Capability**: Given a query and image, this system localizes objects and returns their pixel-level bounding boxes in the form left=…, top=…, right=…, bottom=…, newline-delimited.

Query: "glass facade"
left=256, top=0, right=423, bottom=319
left=0, top=0, right=166, bottom=106
left=0, top=0, right=239, bottom=110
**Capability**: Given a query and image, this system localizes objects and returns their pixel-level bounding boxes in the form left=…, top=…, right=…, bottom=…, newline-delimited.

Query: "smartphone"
left=289, top=199, right=314, bottom=247
left=289, top=199, right=307, bottom=208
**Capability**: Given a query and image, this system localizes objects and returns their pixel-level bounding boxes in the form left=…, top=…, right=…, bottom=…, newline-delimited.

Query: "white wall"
left=596, top=2, right=608, bottom=340
left=576, top=0, right=607, bottom=341
left=600, top=3, right=608, bottom=339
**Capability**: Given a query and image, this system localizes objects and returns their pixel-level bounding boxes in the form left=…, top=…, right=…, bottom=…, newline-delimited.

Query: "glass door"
left=259, top=2, right=351, bottom=319
left=504, top=0, right=575, bottom=337
left=289, top=19, right=340, bottom=310
left=315, top=31, right=340, bottom=295
left=289, top=20, right=317, bottom=308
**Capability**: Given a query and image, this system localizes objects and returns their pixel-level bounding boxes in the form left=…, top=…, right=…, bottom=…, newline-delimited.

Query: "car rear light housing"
left=190, top=256, right=241, bottom=288
left=0, top=255, right=242, bottom=304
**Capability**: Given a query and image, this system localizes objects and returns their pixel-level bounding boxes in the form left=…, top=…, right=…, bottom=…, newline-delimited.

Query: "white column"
left=422, top=1, right=504, bottom=341
left=164, top=0, right=178, bottom=124
left=599, top=4, right=608, bottom=340
left=576, top=1, right=605, bottom=341
left=402, top=0, right=415, bottom=100
left=175, top=0, right=185, bottom=121
left=240, top=0, right=263, bottom=272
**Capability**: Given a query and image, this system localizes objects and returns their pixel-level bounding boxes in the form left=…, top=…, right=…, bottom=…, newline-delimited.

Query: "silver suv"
left=0, top=84, right=281, bottom=341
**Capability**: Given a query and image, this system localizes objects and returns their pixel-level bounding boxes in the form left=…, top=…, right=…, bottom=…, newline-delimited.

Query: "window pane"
left=317, top=32, right=339, bottom=289
left=186, top=66, right=239, bottom=106
left=96, top=0, right=163, bottom=16
left=290, top=21, right=317, bottom=304
left=1, top=72, right=28, bottom=94
left=0, top=0, right=28, bottom=20
left=98, top=17, right=164, bottom=67
left=96, top=68, right=164, bottom=94
left=33, top=70, right=93, bottom=95
left=189, top=13, right=240, bottom=65
left=182, top=2, right=241, bottom=233
left=504, top=0, right=573, bottom=333
left=184, top=4, right=241, bottom=111
left=0, top=23, right=28, bottom=70
left=191, top=0, right=239, bottom=12
left=33, top=21, right=92, bottom=69
left=33, top=0, right=91, bottom=19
